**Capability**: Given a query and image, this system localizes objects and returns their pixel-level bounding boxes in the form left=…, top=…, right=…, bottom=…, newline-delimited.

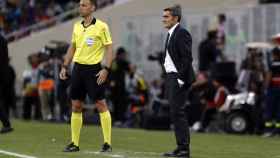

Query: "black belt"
left=74, top=62, right=101, bottom=70
left=166, top=72, right=180, bottom=78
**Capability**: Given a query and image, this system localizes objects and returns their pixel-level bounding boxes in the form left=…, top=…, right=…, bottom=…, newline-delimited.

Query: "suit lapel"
left=169, top=24, right=180, bottom=46
left=167, top=24, right=180, bottom=54
left=164, top=24, right=180, bottom=60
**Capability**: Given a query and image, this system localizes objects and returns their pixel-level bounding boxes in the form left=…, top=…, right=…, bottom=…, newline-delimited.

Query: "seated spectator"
left=194, top=78, right=229, bottom=132
left=124, top=65, right=149, bottom=128
left=38, top=57, right=55, bottom=121
left=22, top=54, right=42, bottom=120
left=237, top=47, right=265, bottom=93
left=149, top=79, right=166, bottom=116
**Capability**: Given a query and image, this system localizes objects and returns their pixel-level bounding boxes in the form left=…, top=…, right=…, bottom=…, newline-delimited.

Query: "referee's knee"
left=95, top=100, right=108, bottom=112
left=71, top=100, right=83, bottom=112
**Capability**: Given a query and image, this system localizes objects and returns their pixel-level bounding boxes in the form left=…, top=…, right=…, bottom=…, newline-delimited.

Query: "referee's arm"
left=104, top=44, right=113, bottom=69
left=59, top=43, right=76, bottom=80
left=96, top=44, right=113, bottom=85
left=64, top=43, right=76, bottom=67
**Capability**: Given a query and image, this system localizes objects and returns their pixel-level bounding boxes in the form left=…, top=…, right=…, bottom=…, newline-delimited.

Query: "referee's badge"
left=86, top=37, right=95, bottom=46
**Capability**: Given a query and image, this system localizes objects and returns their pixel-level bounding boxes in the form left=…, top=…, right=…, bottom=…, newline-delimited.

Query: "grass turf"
left=0, top=120, right=279, bottom=158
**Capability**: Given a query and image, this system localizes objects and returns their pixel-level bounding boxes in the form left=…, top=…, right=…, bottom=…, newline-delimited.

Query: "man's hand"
left=96, top=69, right=109, bottom=85
left=59, top=67, right=68, bottom=80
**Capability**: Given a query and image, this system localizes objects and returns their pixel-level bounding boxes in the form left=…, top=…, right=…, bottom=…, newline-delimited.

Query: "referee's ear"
left=90, top=0, right=97, bottom=12
left=91, top=5, right=96, bottom=12
left=92, top=4, right=96, bottom=12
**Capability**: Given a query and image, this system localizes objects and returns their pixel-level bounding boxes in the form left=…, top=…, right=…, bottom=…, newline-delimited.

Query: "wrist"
left=102, top=65, right=111, bottom=72
left=62, top=64, right=68, bottom=69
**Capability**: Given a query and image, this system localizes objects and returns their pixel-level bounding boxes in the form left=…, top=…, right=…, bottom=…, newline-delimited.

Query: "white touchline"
left=0, top=150, right=37, bottom=158
left=84, top=150, right=161, bottom=158
left=84, top=151, right=125, bottom=158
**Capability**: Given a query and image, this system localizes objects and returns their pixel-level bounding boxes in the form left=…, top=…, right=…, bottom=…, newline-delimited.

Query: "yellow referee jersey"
left=72, top=18, right=112, bottom=65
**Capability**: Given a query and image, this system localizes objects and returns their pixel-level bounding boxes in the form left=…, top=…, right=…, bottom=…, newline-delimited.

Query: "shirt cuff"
left=177, top=79, right=184, bottom=85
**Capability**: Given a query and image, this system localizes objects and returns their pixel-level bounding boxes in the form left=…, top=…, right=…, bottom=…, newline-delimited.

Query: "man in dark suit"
left=162, top=5, right=195, bottom=158
left=0, top=34, right=13, bottom=134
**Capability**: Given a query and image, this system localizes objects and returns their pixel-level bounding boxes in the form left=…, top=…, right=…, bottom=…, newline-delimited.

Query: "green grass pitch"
left=0, top=120, right=279, bottom=158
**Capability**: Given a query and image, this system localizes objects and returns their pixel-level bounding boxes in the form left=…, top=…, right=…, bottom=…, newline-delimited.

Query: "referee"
left=60, top=0, right=113, bottom=152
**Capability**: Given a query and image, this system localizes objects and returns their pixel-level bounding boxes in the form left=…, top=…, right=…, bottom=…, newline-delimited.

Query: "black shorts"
left=70, top=62, right=105, bottom=102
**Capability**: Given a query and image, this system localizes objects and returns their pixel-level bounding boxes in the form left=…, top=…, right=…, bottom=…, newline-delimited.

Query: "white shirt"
left=164, top=23, right=184, bottom=85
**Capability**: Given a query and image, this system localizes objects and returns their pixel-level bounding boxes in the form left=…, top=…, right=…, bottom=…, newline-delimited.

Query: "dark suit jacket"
left=164, top=24, right=195, bottom=87
left=0, top=34, right=9, bottom=86
left=0, top=35, right=8, bottom=66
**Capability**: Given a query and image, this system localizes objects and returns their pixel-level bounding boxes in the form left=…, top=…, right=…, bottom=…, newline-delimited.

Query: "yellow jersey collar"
left=81, top=17, right=96, bottom=28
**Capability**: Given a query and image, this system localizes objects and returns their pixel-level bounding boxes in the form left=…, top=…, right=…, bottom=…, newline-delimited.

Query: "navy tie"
left=165, top=33, right=170, bottom=53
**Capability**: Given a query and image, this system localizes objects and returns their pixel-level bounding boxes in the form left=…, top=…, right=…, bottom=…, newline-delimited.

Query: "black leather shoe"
left=0, top=127, right=13, bottom=134
left=63, top=142, right=80, bottom=152
left=100, top=143, right=112, bottom=152
left=163, top=148, right=189, bottom=158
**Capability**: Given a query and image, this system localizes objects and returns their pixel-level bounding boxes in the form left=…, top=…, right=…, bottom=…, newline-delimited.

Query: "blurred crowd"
left=0, top=0, right=115, bottom=36
left=0, top=42, right=147, bottom=132
left=0, top=0, right=78, bottom=34
left=17, top=44, right=151, bottom=128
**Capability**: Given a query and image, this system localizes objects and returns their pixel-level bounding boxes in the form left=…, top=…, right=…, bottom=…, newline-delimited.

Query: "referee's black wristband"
left=102, top=65, right=111, bottom=72
left=62, top=64, right=68, bottom=69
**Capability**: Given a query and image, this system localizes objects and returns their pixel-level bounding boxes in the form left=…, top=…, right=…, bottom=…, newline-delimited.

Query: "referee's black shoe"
left=100, top=143, right=112, bottom=152
left=63, top=142, right=80, bottom=152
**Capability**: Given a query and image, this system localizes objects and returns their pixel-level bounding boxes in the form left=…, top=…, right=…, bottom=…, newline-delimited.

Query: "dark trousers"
left=265, top=87, right=280, bottom=122
left=57, top=79, right=70, bottom=121
left=264, top=87, right=280, bottom=133
left=112, top=91, right=128, bottom=122
left=0, top=99, right=10, bottom=127
left=165, top=73, right=190, bottom=152
left=0, top=85, right=11, bottom=128
left=4, top=88, right=17, bottom=118
left=201, top=108, right=217, bottom=130
left=22, top=96, right=42, bottom=120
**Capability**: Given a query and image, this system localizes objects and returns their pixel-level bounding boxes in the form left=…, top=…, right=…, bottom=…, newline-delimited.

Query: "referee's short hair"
left=89, top=0, right=97, bottom=7
left=164, top=5, right=182, bottom=22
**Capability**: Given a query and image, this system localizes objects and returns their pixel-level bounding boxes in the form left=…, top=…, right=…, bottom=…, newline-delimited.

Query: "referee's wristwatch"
left=62, top=64, right=68, bottom=69
left=102, top=65, right=111, bottom=73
